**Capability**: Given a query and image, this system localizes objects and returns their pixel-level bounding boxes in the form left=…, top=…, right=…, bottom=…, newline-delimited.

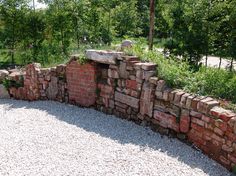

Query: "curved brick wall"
left=4, top=51, right=236, bottom=171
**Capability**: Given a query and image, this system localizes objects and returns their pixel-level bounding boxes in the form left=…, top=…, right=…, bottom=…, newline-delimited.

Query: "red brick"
left=154, top=110, right=180, bottom=132
left=222, top=145, right=234, bottom=153
left=66, top=62, right=97, bottom=107
left=202, top=115, right=211, bottom=123
left=126, top=80, right=137, bottom=90
left=192, top=117, right=205, bottom=127
left=214, top=127, right=224, bottom=136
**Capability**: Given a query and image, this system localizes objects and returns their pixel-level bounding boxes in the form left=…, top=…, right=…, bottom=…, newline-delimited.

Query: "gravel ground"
left=0, top=99, right=232, bottom=176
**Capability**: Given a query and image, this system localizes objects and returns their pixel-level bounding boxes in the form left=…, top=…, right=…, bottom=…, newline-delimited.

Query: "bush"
left=127, top=43, right=236, bottom=104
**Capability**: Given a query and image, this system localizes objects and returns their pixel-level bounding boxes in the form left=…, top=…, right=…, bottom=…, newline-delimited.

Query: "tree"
left=149, top=0, right=155, bottom=50
left=112, top=1, right=141, bottom=37
left=0, top=0, right=28, bottom=64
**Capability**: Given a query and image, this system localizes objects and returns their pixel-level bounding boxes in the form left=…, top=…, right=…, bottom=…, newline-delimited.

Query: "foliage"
left=127, top=43, right=236, bottom=104
left=0, top=0, right=235, bottom=69
left=3, top=76, right=24, bottom=89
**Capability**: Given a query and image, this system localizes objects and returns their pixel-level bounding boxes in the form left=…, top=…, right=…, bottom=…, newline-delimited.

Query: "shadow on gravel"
left=0, top=99, right=232, bottom=176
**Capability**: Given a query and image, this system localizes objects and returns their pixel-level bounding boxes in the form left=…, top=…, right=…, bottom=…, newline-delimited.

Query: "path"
left=0, top=100, right=231, bottom=176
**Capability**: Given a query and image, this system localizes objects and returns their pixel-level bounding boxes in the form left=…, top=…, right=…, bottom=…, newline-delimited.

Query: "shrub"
left=3, top=76, right=24, bottom=90
left=127, top=42, right=236, bottom=104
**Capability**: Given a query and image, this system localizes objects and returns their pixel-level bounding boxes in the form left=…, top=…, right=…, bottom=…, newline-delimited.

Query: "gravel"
left=0, top=99, right=232, bottom=176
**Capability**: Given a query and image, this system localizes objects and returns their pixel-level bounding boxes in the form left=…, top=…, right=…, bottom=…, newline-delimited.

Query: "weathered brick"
left=143, top=70, right=156, bottom=81
left=109, top=99, right=115, bottom=109
left=115, top=106, right=126, bottom=114
left=180, top=93, right=191, bottom=107
left=191, top=96, right=204, bottom=111
left=214, top=127, right=224, bottom=136
left=190, top=110, right=202, bottom=118
left=149, top=76, right=158, bottom=85
left=156, top=80, right=166, bottom=92
left=140, top=82, right=155, bottom=117
left=228, top=154, right=236, bottom=164
left=141, top=62, right=157, bottom=70
left=173, top=90, right=185, bottom=106
left=154, top=100, right=169, bottom=112
left=201, top=115, right=211, bottom=123
left=169, top=89, right=181, bottom=102
left=163, top=88, right=172, bottom=101
left=66, top=61, right=97, bottom=107
left=115, top=91, right=139, bottom=109
left=222, top=145, right=234, bottom=153
left=197, top=97, right=214, bottom=113
left=119, top=62, right=128, bottom=79
left=167, top=104, right=180, bottom=117
left=153, top=110, right=180, bottom=132
left=210, top=106, right=235, bottom=122
left=115, top=101, right=128, bottom=109
left=155, top=91, right=163, bottom=100
left=192, top=117, right=205, bottom=127
left=186, top=95, right=196, bottom=109
left=204, top=100, right=220, bottom=114
left=180, top=109, right=190, bottom=133
left=126, top=80, right=137, bottom=90
left=108, top=69, right=119, bottom=78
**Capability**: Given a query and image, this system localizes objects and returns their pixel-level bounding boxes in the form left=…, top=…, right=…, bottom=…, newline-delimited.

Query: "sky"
left=29, top=0, right=47, bottom=9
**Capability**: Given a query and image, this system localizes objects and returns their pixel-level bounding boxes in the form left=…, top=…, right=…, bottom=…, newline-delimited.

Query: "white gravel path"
left=0, top=99, right=232, bottom=176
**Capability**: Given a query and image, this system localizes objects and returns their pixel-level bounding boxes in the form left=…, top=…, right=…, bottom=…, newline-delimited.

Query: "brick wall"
left=66, top=59, right=97, bottom=107
left=4, top=51, right=236, bottom=171
left=8, top=63, right=68, bottom=102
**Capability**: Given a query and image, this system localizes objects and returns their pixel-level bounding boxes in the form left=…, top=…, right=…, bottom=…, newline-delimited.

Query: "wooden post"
left=149, top=0, right=155, bottom=50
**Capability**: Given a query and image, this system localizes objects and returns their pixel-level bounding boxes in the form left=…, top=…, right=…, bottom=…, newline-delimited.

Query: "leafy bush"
left=3, top=76, right=24, bottom=90
left=127, top=43, right=236, bottom=104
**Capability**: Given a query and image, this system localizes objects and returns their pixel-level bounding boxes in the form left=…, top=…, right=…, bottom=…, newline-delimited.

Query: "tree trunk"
left=11, top=18, right=15, bottom=65
left=108, top=10, right=111, bottom=45
left=75, top=17, right=80, bottom=49
left=230, top=57, right=234, bottom=71
left=218, top=56, right=222, bottom=69
left=32, top=0, right=37, bottom=62
left=148, top=0, right=155, bottom=50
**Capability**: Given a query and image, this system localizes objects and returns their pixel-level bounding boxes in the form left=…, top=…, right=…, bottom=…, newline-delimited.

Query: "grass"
left=123, top=40, right=236, bottom=111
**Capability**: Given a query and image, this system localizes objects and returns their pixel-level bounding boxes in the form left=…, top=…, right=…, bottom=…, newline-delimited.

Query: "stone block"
left=156, top=80, right=166, bottom=92
left=85, top=50, right=124, bottom=64
left=0, top=84, right=10, bottom=99
left=119, top=62, right=128, bottom=79
left=0, top=70, right=9, bottom=82
left=108, top=69, right=119, bottom=79
left=143, top=70, right=156, bottom=81
left=149, top=77, right=158, bottom=85
left=46, top=76, right=58, bottom=100
left=141, top=62, right=157, bottom=70
left=115, top=91, right=139, bottom=109
left=140, top=82, right=156, bottom=117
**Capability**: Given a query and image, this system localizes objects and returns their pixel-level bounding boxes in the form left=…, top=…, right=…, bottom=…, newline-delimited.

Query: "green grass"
left=124, top=41, right=236, bottom=111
